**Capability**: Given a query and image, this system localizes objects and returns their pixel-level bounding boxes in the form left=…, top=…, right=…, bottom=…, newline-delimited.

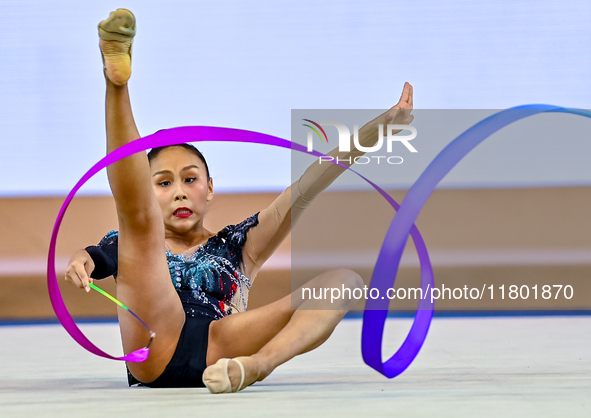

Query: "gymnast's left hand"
left=382, top=82, right=414, bottom=134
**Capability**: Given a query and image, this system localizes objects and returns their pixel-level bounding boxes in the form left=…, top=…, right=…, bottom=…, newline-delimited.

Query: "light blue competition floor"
left=1, top=316, right=590, bottom=418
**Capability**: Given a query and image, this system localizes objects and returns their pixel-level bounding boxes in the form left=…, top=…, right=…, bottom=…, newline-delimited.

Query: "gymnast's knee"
left=336, top=268, right=364, bottom=290
left=325, top=268, right=363, bottom=289
left=298, top=269, right=364, bottom=310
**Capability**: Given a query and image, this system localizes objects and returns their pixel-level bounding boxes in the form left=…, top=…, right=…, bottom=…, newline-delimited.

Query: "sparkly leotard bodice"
left=90, top=213, right=260, bottom=320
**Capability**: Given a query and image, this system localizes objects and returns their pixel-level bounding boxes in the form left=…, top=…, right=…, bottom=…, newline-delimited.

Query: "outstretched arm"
left=241, top=83, right=414, bottom=278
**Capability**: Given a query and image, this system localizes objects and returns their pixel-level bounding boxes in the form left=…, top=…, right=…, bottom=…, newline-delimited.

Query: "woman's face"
left=150, top=147, right=213, bottom=234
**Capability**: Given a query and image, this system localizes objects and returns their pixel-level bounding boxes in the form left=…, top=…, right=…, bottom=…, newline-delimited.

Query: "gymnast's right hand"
left=64, top=249, right=95, bottom=292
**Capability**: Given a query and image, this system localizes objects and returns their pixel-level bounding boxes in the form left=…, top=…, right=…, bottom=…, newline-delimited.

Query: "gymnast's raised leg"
left=99, top=9, right=185, bottom=384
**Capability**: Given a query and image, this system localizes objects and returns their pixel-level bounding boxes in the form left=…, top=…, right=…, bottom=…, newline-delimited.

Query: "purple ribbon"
left=49, top=106, right=587, bottom=372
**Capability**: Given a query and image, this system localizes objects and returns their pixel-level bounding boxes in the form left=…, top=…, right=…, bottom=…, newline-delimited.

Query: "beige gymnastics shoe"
left=98, top=8, right=136, bottom=85
left=202, top=358, right=246, bottom=394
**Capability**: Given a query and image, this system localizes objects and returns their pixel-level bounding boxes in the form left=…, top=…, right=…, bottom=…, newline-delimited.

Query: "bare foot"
left=98, top=9, right=135, bottom=85
left=203, top=356, right=266, bottom=393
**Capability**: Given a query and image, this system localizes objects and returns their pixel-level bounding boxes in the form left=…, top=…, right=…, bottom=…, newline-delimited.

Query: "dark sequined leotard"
left=86, top=213, right=260, bottom=387
left=88, top=212, right=260, bottom=319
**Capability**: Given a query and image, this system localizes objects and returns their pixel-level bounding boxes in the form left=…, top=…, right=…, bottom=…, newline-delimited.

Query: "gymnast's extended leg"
left=99, top=9, right=185, bottom=383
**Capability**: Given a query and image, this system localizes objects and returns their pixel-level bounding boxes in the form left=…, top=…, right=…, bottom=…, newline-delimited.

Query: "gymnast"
left=64, top=9, right=414, bottom=393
